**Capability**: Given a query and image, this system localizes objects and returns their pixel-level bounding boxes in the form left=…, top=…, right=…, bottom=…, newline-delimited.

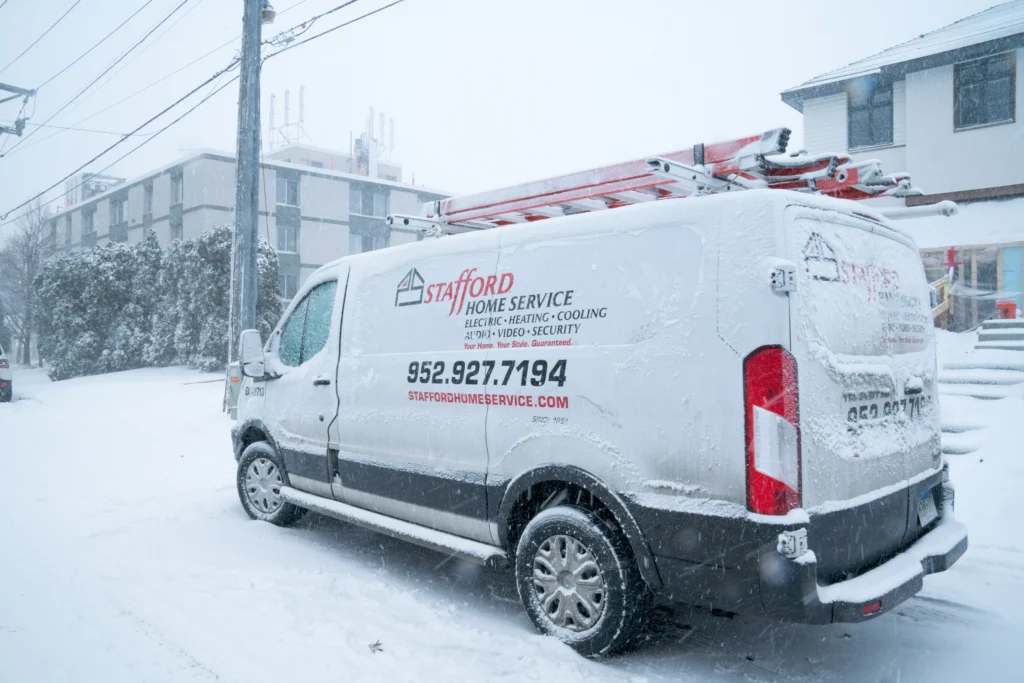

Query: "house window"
left=276, top=176, right=299, bottom=206
left=848, top=82, right=893, bottom=149
left=278, top=224, right=299, bottom=252
left=111, top=197, right=126, bottom=225
left=144, top=182, right=154, bottom=217
left=279, top=272, right=299, bottom=300
left=955, top=53, right=1015, bottom=130
left=170, top=173, right=183, bottom=205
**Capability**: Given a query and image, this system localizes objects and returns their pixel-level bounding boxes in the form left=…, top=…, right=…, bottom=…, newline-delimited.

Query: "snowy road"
left=1, top=347, right=1022, bottom=682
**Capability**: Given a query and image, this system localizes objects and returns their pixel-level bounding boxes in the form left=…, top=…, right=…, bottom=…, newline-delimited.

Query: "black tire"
left=515, top=506, right=652, bottom=657
left=236, top=441, right=307, bottom=526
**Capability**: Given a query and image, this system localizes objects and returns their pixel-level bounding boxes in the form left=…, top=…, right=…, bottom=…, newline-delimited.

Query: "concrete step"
left=975, top=341, right=1024, bottom=352
left=941, top=430, right=984, bottom=455
left=980, top=319, right=1024, bottom=330
left=937, top=368, right=1024, bottom=386
left=945, top=357, right=1024, bottom=372
left=937, top=383, right=1016, bottom=400
left=977, top=331, right=1024, bottom=342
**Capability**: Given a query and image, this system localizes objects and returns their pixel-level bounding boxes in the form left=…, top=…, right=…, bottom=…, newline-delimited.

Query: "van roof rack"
left=386, top=127, right=923, bottom=235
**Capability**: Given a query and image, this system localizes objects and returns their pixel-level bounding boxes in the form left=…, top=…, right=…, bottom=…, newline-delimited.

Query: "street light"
left=262, top=1, right=276, bottom=24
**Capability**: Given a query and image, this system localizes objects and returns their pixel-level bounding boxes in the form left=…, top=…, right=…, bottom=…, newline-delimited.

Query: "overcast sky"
left=0, top=0, right=1004, bottom=236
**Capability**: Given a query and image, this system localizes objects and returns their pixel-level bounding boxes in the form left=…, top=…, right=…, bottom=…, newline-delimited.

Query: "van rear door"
left=785, top=206, right=940, bottom=573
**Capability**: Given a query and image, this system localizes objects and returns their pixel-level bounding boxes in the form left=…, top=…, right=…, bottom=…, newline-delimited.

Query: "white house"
left=781, top=0, right=1024, bottom=327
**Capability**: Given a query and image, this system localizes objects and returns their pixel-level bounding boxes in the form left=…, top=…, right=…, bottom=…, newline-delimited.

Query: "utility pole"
left=230, top=0, right=274, bottom=362
left=0, top=82, right=35, bottom=140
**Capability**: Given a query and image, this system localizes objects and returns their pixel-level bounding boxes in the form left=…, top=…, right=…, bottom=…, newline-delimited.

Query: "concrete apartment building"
left=781, top=0, right=1024, bottom=326
left=49, top=144, right=447, bottom=298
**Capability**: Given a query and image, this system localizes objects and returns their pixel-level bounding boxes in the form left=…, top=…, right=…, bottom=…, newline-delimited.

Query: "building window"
left=83, top=210, right=94, bottom=235
left=278, top=224, right=299, bottom=252
left=170, top=173, right=183, bottom=205
left=143, top=182, right=153, bottom=217
left=848, top=82, right=893, bottom=149
left=64, top=215, right=72, bottom=245
left=955, top=52, right=1015, bottom=130
left=111, top=197, right=126, bottom=225
left=279, top=272, right=299, bottom=299
left=349, top=187, right=388, bottom=217
left=276, top=177, right=299, bottom=206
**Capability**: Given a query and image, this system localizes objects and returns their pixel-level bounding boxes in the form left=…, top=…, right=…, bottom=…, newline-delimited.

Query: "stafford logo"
left=395, top=268, right=426, bottom=307
left=395, top=267, right=515, bottom=315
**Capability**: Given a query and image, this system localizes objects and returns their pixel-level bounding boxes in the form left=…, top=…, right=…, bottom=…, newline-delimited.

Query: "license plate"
left=918, top=488, right=938, bottom=527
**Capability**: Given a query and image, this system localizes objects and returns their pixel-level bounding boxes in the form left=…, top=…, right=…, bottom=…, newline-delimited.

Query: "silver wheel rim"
left=245, top=457, right=284, bottom=514
left=532, top=534, right=606, bottom=632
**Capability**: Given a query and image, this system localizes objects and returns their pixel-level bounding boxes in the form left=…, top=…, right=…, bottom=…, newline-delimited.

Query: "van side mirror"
left=239, top=329, right=265, bottom=378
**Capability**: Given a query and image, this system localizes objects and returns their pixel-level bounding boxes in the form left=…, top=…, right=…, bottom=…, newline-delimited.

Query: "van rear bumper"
left=758, top=515, right=967, bottom=624
left=624, top=477, right=967, bottom=624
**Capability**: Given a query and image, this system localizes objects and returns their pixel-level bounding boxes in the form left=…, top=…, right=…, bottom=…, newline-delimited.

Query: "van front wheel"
left=515, top=506, right=652, bottom=656
left=236, top=441, right=307, bottom=526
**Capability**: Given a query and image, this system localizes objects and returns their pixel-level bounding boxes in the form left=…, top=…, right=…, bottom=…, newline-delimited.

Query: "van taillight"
left=743, top=346, right=801, bottom=515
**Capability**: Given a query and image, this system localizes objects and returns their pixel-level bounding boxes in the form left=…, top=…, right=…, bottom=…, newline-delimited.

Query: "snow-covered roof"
left=900, top=196, right=1024, bottom=250
left=783, top=1, right=1024, bottom=96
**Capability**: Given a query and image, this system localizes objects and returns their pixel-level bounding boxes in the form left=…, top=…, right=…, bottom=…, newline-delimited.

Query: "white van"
left=0, top=344, right=11, bottom=403
left=232, top=189, right=967, bottom=656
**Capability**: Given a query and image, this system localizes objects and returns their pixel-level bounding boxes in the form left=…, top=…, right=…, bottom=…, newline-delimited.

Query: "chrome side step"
left=280, top=486, right=508, bottom=568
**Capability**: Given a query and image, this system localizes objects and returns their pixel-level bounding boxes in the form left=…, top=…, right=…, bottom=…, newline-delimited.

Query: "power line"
left=263, top=0, right=405, bottom=60
left=5, top=120, right=157, bottom=136
left=3, top=0, right=191, bottom=156
left=37, top=0, right=157, bottom=91
left=75, top=0, right=210, bottom=112
left=0, top=56, right=239, bottom=222
left=0, top=1, right=10, bottom=12
left=0, top=0, right=86, bottom=77
left=2, top=0, right=313, bottom=158
left=3, top=36, right=238, bottom=158
left=264, top=0, right=360, bottom=47
left=1, top=0, right=410, bottom=226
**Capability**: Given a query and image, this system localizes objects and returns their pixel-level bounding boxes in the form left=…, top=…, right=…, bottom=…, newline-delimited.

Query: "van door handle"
left=313, top=377, right=331, bottom=386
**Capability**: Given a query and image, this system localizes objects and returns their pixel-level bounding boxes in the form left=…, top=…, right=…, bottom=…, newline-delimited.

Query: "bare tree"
left=0, top=201, right=52, bottom=365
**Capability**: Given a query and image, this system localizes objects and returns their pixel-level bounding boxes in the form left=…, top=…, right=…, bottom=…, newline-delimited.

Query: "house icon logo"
left=395, top=268, right=426, bottom=307
left=803, top=233, right=840, bottom=282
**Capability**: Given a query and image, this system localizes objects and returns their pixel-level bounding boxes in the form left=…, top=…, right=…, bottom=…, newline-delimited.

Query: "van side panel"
left=483, top=212, right=743, bottom=506
left=335, top=230, right=501, bottom=543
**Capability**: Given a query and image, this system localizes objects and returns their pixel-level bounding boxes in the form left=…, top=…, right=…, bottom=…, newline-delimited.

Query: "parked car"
left=0, top=344, right=11, bottom=402
left=231, top=189, right=967, bottom=656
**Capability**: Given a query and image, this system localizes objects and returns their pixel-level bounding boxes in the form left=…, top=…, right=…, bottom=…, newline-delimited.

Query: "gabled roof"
left=782, top=1, right=1024, bottom=109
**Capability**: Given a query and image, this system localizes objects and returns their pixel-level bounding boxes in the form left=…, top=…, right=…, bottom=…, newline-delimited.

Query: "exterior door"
left=1002, top=246, right=1023, bottom=311
left=264, top=273, right=344, bottom=497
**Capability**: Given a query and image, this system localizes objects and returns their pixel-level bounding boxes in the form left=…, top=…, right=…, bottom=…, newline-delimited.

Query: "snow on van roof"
left=314, top=189, right=894, bottom=278
left=897, top=196, right=1024, bottom=250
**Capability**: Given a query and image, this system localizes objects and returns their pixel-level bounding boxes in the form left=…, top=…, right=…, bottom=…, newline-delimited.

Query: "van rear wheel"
left=515, top=506, right=652, bottom=656
left=236, top=441, right=307, bottom=526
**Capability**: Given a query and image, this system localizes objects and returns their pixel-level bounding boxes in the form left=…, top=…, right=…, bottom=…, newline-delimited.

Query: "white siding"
left=892, top=80, right=906, bottom=146
left=802, top=93, right=847, bottom=154
left=905, top=48, right=1024, bottom=194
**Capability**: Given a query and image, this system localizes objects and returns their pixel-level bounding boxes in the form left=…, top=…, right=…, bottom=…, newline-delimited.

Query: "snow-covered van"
left=0, top=344, right=11, bottom=402
left=232, top=189, right=967, bottom=655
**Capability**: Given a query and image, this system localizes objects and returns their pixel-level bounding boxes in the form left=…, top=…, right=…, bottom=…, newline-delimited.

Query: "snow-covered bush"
left=153, top=225, right=280, bottom=371
left=35, top=227, right=281, bottom=379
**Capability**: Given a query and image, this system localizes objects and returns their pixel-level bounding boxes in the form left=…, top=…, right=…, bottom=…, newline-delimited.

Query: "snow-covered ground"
left=1, top=336, right=1021, bottom=683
